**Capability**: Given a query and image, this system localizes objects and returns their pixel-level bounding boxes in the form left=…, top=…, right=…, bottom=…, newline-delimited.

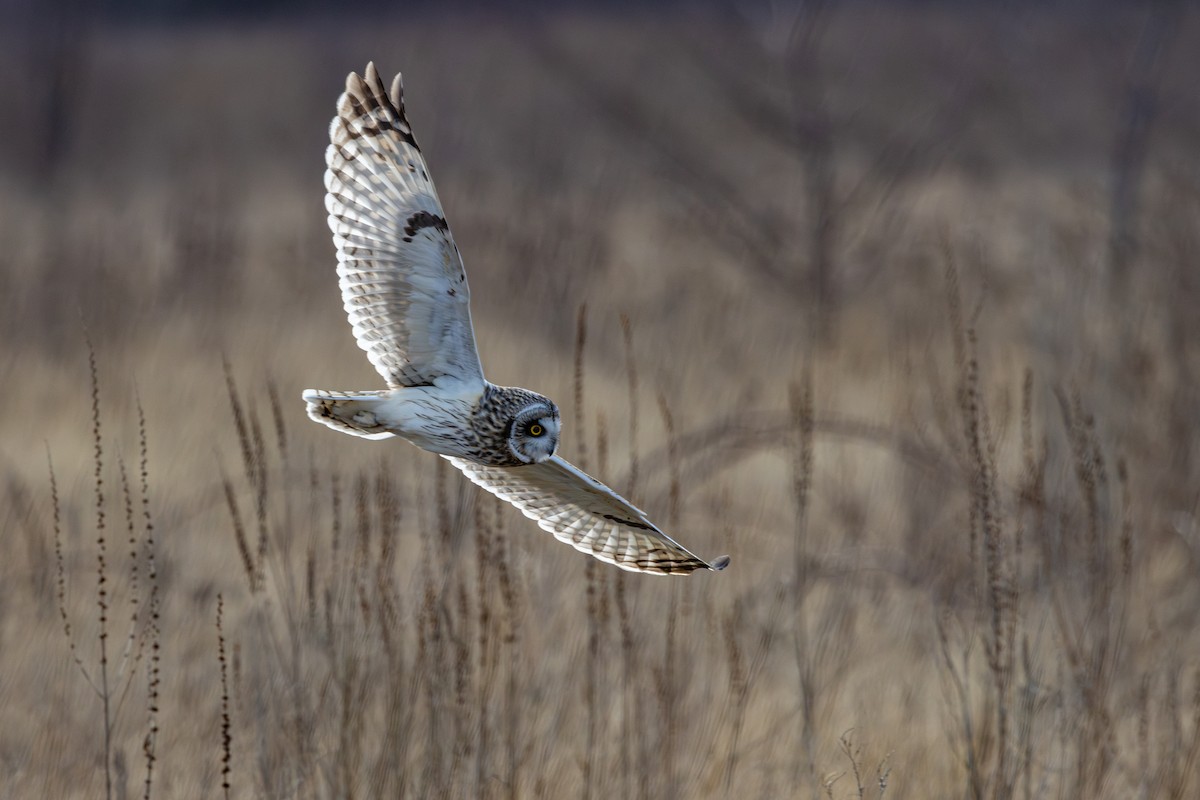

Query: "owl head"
left=508, top=400, right=560, bottom=464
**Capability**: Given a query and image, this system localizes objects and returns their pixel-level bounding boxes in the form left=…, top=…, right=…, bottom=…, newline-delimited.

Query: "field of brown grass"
left=2, top=3, right=1199, bottom=798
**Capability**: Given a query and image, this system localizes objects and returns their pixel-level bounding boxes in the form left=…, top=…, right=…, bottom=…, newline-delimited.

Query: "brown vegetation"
left=2, top=4, right=1199, bottom=798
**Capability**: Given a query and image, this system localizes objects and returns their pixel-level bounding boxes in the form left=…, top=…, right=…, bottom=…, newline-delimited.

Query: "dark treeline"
left=3, top=0, right=1162, bottom=25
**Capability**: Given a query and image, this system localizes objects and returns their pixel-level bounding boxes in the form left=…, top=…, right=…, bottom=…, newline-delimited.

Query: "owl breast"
left=372, top=382, right=548, bottom=465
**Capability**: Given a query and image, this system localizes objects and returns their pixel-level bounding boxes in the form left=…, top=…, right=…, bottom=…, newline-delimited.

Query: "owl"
left=303, top=64, right=729, bottom=575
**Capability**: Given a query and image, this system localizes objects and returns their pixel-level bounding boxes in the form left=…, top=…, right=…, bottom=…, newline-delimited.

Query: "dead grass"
left=2, top=4, right=1200, bottom=798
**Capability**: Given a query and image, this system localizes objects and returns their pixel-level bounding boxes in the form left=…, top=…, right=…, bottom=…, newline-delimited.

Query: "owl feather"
left=304, top=63, right=729, bottom=576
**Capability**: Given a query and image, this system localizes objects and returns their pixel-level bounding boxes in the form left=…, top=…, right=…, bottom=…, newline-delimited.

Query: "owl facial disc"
left=509, top=402, right=560, bottom=464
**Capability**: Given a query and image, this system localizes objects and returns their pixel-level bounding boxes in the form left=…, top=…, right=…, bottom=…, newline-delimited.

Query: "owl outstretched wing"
left=325, top=63, right=484, bottom=390
left=447, top=455, right=730, bottom=575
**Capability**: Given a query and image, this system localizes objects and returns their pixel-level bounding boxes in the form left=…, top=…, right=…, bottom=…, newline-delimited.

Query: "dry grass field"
left=2, top=3, right=1200, bottom=798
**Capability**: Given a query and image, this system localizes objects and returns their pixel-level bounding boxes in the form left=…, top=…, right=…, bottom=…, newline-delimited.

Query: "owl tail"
left=302, top=389, right=397, bottom=440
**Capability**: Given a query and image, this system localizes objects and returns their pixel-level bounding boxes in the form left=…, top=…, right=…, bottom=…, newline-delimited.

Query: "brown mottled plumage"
left=302, top=63, right=728, bottom=575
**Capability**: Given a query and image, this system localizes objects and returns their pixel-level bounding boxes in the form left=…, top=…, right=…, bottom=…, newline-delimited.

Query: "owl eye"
left=529, top=423, right=544, bottom=437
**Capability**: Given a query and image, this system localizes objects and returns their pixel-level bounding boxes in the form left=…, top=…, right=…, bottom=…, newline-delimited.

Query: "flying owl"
left=303, top=63, right=729, bottom=575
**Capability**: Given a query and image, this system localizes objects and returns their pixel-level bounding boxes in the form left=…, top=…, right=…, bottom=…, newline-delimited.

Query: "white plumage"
left=449, top=456, right=731, bottom=574
left=303, top=63, right=728, bottom=575
left=324, top=67, right=483, bottom=391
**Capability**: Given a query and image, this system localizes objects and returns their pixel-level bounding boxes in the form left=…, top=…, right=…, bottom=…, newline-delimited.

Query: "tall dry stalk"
left=789, top=367, right=820, bottom=791
left=49, top=344, right=162, bottom=800
left=576, top=303, right=609, bottom=799
left=937, top=250, right=1025, bottom=800
left=217, top=594, right=232, bottom=800
left=653, top=390, right=688, bottom=799
left=617, top=312, right=653, bottom=798
left=88, top=339, right=115, bottom=800
left=138, top=395, right=160, bottom=800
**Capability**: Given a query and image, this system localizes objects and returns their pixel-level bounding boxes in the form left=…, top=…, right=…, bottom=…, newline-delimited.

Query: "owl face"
left=508, top=402, right=560, bottom=464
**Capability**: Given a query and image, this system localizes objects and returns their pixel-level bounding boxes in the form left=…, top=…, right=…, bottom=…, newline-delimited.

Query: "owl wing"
left=446, top=455, right=730, bottom=575
left=325, top=63, right=485, bottom=390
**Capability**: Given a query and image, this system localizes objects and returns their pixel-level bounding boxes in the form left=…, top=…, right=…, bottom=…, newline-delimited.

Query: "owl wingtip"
left=709, top=555, right=731, bottom=572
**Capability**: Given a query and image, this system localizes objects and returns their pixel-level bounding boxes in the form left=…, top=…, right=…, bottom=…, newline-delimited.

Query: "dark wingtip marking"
left=341, top=64, right=418, bottom=149
left=709, top=555, right=731, bottom=571
left=403, top=210, right=448, bottom=239
left=601, top=513, right=655, bottom=532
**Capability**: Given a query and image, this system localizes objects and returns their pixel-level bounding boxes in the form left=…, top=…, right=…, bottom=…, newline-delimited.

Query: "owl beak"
left=531, top=435, right=557, bottom=463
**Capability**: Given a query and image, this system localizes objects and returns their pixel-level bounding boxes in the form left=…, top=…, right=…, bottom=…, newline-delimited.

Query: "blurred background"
left=2, top=0, right=1199, bottom=797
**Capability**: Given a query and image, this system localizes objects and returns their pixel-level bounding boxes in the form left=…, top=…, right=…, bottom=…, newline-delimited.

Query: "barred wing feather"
left=325, top=63, right=484, bottom=389
left=447, top=455, right=730, bottom=575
